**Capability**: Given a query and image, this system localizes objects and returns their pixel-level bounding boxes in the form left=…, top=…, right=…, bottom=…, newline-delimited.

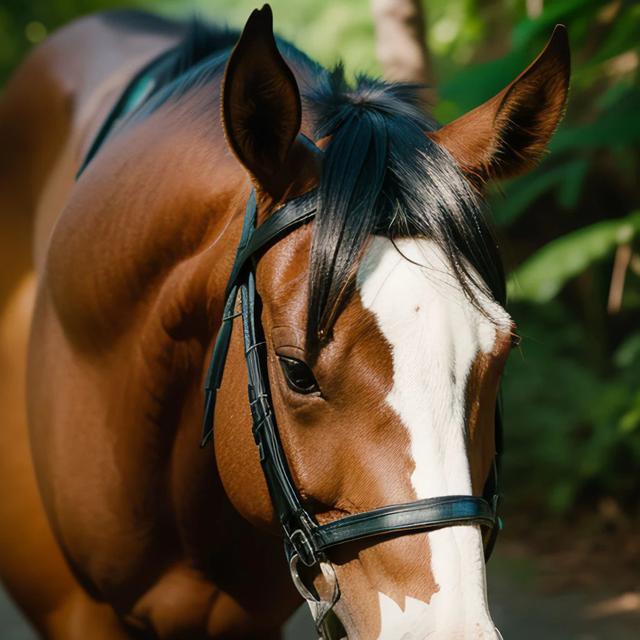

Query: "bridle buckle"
left=289, top=528, right=318, bottom=567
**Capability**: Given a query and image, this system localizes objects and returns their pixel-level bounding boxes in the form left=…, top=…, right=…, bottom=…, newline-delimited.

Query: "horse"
left=0, top=5, right=569, bottom=639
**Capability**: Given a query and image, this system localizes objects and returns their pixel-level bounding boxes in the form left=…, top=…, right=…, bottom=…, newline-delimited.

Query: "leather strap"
left=312, top=495, right=495, bottom=550
left=225, top=191, right=317, bottom=299
left=201, top=190, right=317, bottom=445
left=241, top=271, right=310, bottom=531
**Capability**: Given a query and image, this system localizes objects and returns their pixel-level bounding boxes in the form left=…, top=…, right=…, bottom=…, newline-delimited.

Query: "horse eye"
left=278, top=356, right=319, bottom=394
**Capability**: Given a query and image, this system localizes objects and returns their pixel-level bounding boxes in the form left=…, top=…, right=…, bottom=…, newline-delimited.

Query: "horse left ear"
left=429, top=25, right=570, bottom=183
left=222, top=4, right=308, bottom=198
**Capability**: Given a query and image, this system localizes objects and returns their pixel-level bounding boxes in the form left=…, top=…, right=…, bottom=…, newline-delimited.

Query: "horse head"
left=213, top=6, right=569, bottom=638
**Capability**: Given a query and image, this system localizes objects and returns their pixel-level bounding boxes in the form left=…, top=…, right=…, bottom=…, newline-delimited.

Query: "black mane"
left=305, top=68, right=506, bottom=351
left=105, top=14, right=506, bottom=350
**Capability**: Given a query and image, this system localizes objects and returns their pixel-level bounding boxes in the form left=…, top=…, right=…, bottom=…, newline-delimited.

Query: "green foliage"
left=0, top=0, right=139, bottom=83
left=509, top=212, right=640, bottom=303
left=2, top=0, right=638, bottom=519
left=504, top=303, right=640, bottom=512
left=488, top=2, right=640, bottom=230
left=158, top=0, right=380, bottom=78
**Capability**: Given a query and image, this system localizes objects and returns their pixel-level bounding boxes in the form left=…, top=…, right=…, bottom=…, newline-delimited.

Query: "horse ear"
left=222, top=4, right=302, bottom=197
left=429, top=25, right=570, bottom=183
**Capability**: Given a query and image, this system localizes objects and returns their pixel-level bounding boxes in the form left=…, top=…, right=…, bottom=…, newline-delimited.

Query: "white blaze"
left=357, top=236, right=510, bottom=640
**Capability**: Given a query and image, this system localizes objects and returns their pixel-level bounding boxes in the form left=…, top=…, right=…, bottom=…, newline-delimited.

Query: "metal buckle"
left=289, top=529, right=318, bottom=567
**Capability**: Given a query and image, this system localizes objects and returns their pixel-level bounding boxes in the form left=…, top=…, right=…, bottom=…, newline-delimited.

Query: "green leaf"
left=557, top=159, right=589, bottom=210
left=614, top=333, right=640, bottom=368
left=512, top=0, right=592, bottom=49
left=619, top=392, right=640, bottom=434
left=551, top=107, right=640, bottom=153
left=508, top=211, right=640, bottom=302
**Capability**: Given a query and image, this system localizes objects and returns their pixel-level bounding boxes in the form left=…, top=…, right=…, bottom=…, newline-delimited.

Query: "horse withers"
left=0, top=5, right=569, bottom=639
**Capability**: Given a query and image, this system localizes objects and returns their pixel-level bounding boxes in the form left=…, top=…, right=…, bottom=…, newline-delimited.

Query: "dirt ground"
left=2, top=537, right=638, bottom=639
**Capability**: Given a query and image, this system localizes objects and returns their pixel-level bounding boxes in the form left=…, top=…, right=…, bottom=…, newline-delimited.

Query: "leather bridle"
left=201, top=187, right=503, bottom=634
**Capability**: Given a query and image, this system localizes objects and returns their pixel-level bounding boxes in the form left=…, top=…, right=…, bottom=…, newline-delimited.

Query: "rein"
left=77, top=45, right=181, bottom=177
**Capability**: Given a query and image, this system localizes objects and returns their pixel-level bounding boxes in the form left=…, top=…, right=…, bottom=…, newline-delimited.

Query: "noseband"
left=201, top=187, right=502, bottom=630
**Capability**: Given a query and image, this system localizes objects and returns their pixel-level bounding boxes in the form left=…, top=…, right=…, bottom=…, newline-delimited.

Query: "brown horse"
left=0, top=5, right=569, bottom=639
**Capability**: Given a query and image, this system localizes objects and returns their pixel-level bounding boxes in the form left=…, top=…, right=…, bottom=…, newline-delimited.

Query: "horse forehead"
left=356, top=236, right=511, bottom=360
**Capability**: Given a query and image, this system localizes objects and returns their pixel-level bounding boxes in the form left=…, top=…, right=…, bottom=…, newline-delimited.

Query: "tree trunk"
left=370, top=0, right=436, bottom=104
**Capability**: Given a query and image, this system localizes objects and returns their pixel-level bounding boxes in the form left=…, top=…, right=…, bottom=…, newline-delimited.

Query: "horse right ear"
left=429, top=25, right=570, bottom=184
left=222, top=4, right=306, bottom=199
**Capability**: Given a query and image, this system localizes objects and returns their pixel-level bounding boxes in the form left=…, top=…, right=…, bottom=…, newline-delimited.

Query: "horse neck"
left=48, top=52, right=321, bottom=432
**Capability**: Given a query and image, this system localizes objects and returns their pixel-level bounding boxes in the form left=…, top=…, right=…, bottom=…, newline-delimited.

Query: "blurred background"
left=1, top=0, right=639, bottom=638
